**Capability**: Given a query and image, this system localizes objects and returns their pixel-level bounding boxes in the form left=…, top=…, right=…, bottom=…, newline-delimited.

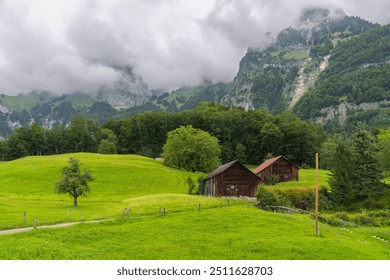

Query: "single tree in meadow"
left=55, top=157, right=94, bottom=206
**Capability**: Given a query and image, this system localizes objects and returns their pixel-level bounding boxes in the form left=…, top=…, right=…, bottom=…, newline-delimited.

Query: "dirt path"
left=0, top=219, right=111, bottom=235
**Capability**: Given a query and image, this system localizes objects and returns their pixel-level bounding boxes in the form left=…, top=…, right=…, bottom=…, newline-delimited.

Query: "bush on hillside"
left=256, top=186, right=290, bottom=209
left=257, top=186, right=332, bottom=211
left=265, top=174, right=279, bottom=185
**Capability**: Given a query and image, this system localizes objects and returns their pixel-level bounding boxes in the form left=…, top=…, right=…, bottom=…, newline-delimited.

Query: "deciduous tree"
left=55, top=158, right=94, bottom=206
left=162, top=125, right=221, bottom=173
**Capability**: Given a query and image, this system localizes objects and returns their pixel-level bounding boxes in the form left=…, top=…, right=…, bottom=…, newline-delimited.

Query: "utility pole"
left=315, top=153, right=320, bottom=236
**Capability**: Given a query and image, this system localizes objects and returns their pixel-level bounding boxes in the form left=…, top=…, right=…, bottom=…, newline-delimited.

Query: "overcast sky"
left=0, top=0, right=389, bottom=95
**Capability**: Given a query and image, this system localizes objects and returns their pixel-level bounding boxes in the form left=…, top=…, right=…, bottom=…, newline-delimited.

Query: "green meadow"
left=0, top=205, right=389, bottom=260
left=0, top=153, right=205, bottom=229
left=0, top=153, right=389, bottom=260
left=275, top=169, right=330, bottom=188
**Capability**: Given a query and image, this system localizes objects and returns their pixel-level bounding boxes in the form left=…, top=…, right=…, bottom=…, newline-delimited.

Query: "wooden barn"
left=204, top=160, right=261, bottom=197
left=253, top=155, right=299, bottom=183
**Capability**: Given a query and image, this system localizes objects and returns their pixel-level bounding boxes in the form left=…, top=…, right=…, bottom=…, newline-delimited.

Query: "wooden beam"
left=315, top=153, right=320, bottom=236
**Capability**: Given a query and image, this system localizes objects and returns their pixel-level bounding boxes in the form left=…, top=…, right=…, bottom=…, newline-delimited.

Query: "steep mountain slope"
left=222, top=9, right=377, bottom=114
left=292, top=24, right=390, bottom=132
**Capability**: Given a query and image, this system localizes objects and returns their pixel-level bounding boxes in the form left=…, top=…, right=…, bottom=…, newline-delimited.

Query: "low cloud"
left=0, top=0, right=389, bottom=95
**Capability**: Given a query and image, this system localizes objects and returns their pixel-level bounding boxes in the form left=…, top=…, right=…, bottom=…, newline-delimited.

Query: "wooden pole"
left=315, top=153, right=320, bottom=236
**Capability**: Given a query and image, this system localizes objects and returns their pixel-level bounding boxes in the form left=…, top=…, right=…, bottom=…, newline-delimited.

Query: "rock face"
left=221, top=9, right=377, bottom=115
left=318, top=101, right=390, bottom=125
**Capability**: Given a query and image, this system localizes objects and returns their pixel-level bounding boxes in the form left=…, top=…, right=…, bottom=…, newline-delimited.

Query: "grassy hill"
left=0, top=153, right=389, bottom=260
left=0, top=153, right=206, bottom=229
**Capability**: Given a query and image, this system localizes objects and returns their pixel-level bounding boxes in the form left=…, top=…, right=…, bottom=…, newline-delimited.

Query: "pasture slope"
left=0, top=153, right=389, bottom=260
left=0, top=153, right=199, bottom=228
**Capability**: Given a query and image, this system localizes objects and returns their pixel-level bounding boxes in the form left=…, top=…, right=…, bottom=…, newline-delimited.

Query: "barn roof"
left=204, top=160, right=260, bottom=181
left=253, top=155, right=299, bottom=174
left=204, top=160, right=239, bottom=180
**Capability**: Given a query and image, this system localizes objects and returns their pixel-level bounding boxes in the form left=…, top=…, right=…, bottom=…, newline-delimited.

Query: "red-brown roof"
left=253, top=156, right=282, bottom=174
left=253, top=155, right=299, bottom=174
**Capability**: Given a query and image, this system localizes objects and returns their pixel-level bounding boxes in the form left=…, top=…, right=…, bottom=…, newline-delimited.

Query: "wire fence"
left=264, top=205, right=390, bottom=243
left=0, top=198, right=253, bottom=231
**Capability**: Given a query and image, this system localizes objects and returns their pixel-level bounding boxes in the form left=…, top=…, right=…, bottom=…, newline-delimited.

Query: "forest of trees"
left=0, top=103, right=325, bottom=167
left=1, top=102, right=389, bottom=210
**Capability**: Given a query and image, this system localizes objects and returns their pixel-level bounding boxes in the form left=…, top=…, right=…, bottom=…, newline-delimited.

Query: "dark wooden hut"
left=204, top=160, right=261, bottom=197
left=253, top=155, right=299, bottom=183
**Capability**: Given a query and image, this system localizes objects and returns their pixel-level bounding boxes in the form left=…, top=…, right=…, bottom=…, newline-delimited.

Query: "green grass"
left=50, top=93, right=95, bottom=108
left=283, top=50, right=310, bottom=60
left=0, top=153, right=202, bottom=229
left=274, top=169, right=330, bottom=188
left=1, top=154, right=389, bottom=260
left=167, top=86, right=201, bottom=102
left=0, top=205, right=388, bottom=260
left=0, top=94, right=42, bottom=111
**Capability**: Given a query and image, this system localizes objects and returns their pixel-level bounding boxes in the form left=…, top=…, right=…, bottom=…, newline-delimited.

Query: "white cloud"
left=0, top=0, right=389, bottom=95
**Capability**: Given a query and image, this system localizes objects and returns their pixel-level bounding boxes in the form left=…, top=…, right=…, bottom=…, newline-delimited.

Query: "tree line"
left=0, top=103, right=325, bottom=166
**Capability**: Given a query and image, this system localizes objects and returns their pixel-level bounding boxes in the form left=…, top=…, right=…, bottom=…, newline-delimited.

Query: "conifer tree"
left=328, top=140, right=355, bottom=208
left=328, top=127, right=385, bottom=208
left=351, top=127, right=384, bottom=202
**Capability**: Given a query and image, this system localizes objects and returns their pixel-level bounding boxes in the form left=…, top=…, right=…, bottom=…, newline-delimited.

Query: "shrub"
left=187, top=176, right=196, bottom=195
left=327, top=216, right=350, bottom=227
left=257, top=186, right=333, bottom=211
left=352, top=214, right=378, bottom=226
left=265, top=174, right=279, bottom=185
left=256, top=186, right=289, bottom=209
left=197, top=176, right=206, bottom=195
left=334, top=212, right=350, bottom=221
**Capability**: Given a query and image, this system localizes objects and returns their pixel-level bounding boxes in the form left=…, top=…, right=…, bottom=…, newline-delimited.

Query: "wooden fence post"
left=315, top=152, right=320, bottom=236
left=23, top=212, right=26, bottom=223
left=34, top=217, right=37, bottom=229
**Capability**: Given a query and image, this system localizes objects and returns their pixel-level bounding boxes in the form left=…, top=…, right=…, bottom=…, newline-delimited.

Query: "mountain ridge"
left=0, top=8, right=389, bottom=136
